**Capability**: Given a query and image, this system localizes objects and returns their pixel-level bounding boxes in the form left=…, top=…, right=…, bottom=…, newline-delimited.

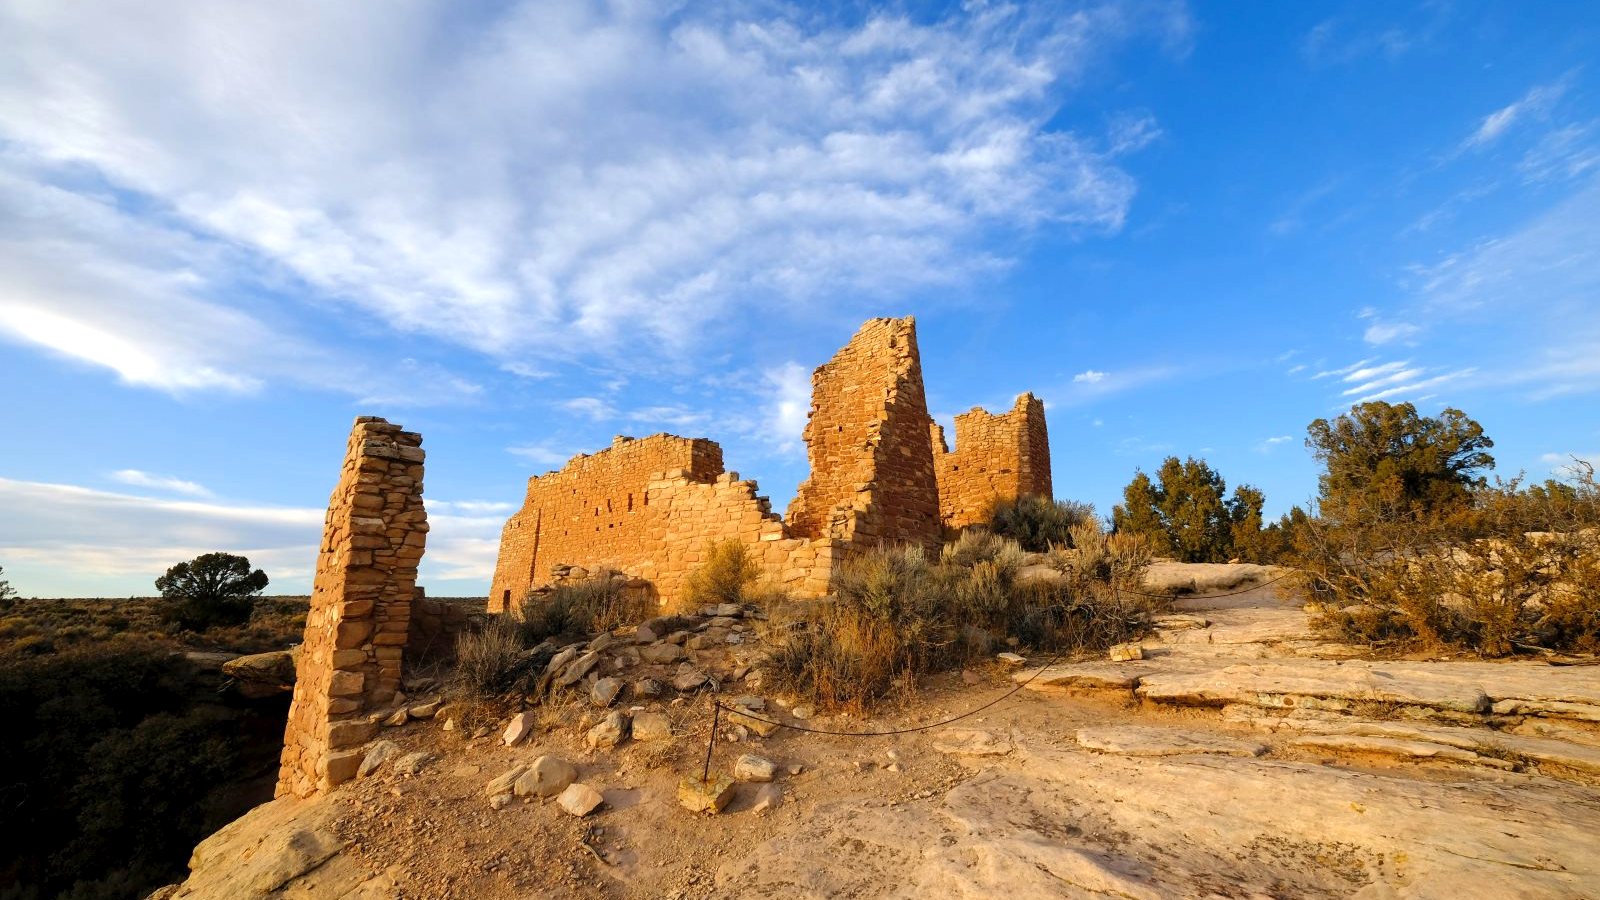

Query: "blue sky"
left=2, top=1, right=1597, bottom=597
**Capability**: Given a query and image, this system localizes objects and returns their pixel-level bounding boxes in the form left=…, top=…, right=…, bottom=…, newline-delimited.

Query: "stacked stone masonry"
left=785, top=316, right=943, bottom=549
left=489, top=434, right=838, bottom=612
left=931, top=392, right=1053, bottom=530
left=490, top=315, right=1053, bottom=611
left=277, top=417, right=427, bottom=799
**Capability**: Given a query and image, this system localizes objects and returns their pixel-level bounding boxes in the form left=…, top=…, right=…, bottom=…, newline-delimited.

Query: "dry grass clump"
left=768, top=524, right=1157, bottom=712
left=452, top=613, right=535, bottom=699
left=454, top=575, right=651, bottom=699
left=515, top=575, right=648, bottom=643
left=1304, top=465, right=1600, bottom=656
left=987, top=494, right=1097, bottom=551
left=680, top=539, right=762, bottom=612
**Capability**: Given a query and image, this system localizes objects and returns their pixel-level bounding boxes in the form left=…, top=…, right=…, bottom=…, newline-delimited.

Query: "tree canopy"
left=1112, top=457, right=1267, bottom=563
left=1307, top=401, right=1494, bottom=518
left=156, top=552, right=269, bottom=631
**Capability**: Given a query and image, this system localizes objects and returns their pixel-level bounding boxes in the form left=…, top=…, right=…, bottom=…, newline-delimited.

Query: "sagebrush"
left=1303, top=465, right=1600, bottom=656
left=680, top=539, right=762, bottom=612
left=768, top=525, right=1157, bottom=712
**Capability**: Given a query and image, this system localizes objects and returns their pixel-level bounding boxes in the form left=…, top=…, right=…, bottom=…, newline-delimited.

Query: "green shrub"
left=681, top=540, right=762, bottom=611
left=156, top=553, right=269, bottom=631
left=988, top=495, right=1097, bottom=551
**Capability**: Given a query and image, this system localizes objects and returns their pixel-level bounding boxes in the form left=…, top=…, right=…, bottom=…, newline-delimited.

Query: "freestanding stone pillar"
left=276, top=417, right=427, bottom=799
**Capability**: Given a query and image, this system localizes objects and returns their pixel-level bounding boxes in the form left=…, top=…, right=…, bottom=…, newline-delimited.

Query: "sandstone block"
left=557, top=783, right=605, bottom=817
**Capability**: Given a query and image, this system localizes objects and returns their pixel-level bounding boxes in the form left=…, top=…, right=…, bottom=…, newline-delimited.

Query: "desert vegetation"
left=1240, top=401, right=1600, bottom=656
left=986, top=494, right=1098, bottom=550
left=1112, top=456, right=1271, bottom=563
left=454, top=574, right=653, bottom=700
left=766, top=523, right=1157, bottom=713
left=0, top=640, right=288, bottom=900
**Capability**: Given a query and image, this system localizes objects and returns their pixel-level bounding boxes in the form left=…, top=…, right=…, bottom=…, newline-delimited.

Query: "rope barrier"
left=691, top=570, right=1298, bottom=775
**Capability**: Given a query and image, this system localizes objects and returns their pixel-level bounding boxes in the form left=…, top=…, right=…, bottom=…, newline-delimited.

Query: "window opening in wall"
left=502, top=589, right=510, bottom=605
left=627, top=494, right=633, bottom=512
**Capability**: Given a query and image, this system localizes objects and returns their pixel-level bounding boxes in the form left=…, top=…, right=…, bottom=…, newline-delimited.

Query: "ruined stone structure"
left=488, top=434, right=836, bottom=612
left=490, top=315, right=1052, bottom=610
left=931, top=392, right=1053, bottom=530
left=277, top=417, right=427, bottom=799
left=786, top=316, right=942, bottom=549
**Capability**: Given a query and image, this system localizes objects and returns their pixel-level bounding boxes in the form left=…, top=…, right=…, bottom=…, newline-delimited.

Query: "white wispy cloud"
left=1255, top=435, right=1294, bottom=453
left=1358, top=308, right=1421, bottom=346
left=110, top=469, right=213, bottom=498
left=1073, top=370, right=1107, bottom=384
left=1316, top=357, right=1475, bottom=405
left=507, top=442, right=578, bottom=469
left=1462, top=77, right=1569, bottom=149
left=560, top=397, right=620, bottom=421
left=0, top=1, right=1182, bottom=393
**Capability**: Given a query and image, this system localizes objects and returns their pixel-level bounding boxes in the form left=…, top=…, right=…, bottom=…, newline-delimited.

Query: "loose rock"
left=514, top=756, right=577, bottom=798
left=503, top=712, right=536, bottom=746
left=591, top=677, right=622, bottom=707
left=734, top=754, right=778, bottom=782
left=586, top=711, right=630, bottom=749
left=358, top=740, right=401, bottom=777
left=678, top=774, right=737, bottom=813
left=632, top=711, right=674, bottom=742
left=557, top=783, right=605, bottom=817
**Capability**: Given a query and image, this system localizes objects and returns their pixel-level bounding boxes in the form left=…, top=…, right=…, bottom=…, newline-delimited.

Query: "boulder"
left=590, top=677, right=622, bottom=707
left=586, top=711, right=630, bottom=749
left=557, top=783, right=605, bottom=816
left=513, top=756, right=577, bottom=798
left=633, top=677, right=666, bottom=699
left=222, top=648, right=299, bottom=698
left=408, top=699, right=442, bottom=719
left=640, top=643, right=685, bottom=665
left=734, top=754, right=778, bottom=782
left=485, top=765, right=529, bottom=797
left=382, top=709, right=409, bottom=727
left=393, top=751, right=432, bottom=775
left=556, top=651, right=602, bottom=687
left=673, top=670, right=710, bottom=692
left=727, top=708, right=780, bottom=737
left=1108, top=643, right=1145, bottom=662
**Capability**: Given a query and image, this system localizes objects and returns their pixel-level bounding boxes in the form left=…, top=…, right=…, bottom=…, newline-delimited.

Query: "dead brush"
left=1304, top=463, right=1600, bottom=655
left=769, top=526, right=1159, bottom=712
left=680, top=539, right=762, bottom=613
left=451, top=613, right=534, bottom=699
left=514, top=575, right=650, bottom=643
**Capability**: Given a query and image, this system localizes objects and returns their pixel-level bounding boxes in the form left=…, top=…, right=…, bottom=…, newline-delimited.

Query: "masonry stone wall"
left=489, top=435, right=836, bottom=612
left=489, top=316, right=1049, bottom=612
left=406, top=588, right=472, bottom=663
left=931, top=392, right=1054, bottom=530
left=785, top=316, right=942, bottom=550
left=277, top=417, right=427, bottom=799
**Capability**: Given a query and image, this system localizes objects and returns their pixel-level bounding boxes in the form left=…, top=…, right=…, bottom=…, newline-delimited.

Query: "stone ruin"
left=489, top=316, right=1055, bottom=612
left=273, top=317, right=1053, bottom=797
left=277, top=417, right=428, bottom=799
left=931, top=392, right=1052, bottom=530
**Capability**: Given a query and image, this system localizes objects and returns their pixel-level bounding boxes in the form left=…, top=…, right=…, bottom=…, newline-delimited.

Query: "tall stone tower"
left=785, top=316, right=942, bottom=549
